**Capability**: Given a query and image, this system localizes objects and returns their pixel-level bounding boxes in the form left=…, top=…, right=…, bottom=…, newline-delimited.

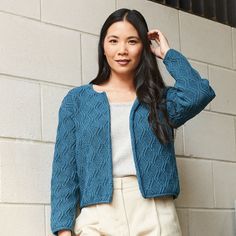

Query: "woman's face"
left=103, top=20, right=143, bottom=79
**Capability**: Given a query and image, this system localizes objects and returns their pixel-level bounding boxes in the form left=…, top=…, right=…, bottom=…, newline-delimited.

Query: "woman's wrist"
left=162, top=47, right=171, bottom=60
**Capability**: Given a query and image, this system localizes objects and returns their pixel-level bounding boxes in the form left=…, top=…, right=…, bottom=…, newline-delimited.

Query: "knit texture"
left=50, top=49, right=216, bottom=235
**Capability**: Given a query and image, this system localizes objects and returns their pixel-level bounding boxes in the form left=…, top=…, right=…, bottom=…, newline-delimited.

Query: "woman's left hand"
left=148, top=29, right=170, bottom=60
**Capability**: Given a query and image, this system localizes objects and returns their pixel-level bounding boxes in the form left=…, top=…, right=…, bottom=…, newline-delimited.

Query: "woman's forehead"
left=106, top=21, right=139, bottom=38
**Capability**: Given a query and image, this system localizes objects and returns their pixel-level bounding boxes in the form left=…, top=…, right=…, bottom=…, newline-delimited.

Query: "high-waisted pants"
left=74, top=175, right=182, bottom=236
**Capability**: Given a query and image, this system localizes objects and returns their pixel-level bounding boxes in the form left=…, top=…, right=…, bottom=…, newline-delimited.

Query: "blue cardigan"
left=50, top=49, right=216, bottom=235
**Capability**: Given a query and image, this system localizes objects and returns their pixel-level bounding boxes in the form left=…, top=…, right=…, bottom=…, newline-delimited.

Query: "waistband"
left=113, top=175, right=139, bottom=189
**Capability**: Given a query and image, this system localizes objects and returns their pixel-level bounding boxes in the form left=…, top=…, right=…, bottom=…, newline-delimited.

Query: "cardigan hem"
left=79, top=191, right=179, bottom=209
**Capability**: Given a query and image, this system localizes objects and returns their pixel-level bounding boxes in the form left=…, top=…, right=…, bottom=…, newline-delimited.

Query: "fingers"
left=148, top=29, right=162, bottom=36
left=148, top=29, right=161, bottom=40
left=148, top=29, right=167, bottom=43
left=148, top=32, right=159, bottom=42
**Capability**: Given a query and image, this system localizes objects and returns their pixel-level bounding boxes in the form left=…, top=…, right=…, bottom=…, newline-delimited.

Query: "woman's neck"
left=104, top=74, right=135, bottom=92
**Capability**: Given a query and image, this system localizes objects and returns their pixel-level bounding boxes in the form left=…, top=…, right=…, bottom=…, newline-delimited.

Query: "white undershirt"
left=109, top=101, right=137, bottom=177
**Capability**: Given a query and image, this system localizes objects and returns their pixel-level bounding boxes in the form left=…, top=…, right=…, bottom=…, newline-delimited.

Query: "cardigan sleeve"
left=50, top=90, right=80, bottom=235
left=163, top=49, right=216, bottom=128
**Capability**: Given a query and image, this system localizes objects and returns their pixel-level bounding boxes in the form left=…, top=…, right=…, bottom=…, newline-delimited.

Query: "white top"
left=109, top=101, right=137, bottom=177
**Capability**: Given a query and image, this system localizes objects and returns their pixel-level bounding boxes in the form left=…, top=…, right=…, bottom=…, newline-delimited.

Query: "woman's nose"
left=118, top=43, right=128, bottom=55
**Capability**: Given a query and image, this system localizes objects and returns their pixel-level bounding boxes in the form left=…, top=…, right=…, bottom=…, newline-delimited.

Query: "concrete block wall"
left=0, top=1, right=235, bottom=235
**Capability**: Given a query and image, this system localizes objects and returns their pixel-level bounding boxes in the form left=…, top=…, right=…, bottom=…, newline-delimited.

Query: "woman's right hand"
left=148, top=29, right=170, bottom=60
left=58, top=230, right=72, bottom=236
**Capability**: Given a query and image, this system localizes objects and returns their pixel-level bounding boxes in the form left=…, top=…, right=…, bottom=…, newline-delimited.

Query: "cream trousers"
left=74, top=175, right=182, bottom=236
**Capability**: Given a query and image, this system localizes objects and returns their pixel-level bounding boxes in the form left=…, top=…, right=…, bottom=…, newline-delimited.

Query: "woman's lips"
left=115, top=59, right=130, bottom=65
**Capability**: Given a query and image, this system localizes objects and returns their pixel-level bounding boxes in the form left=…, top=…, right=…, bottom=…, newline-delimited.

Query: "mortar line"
left=176, top=156, right=236, bottom=164
left=39, top=0, right=42, bottom=21
left=79, top=33, right=83, bottom=84
left=0, top=72, right=75, bottom=88
left=178, top=9, right=182, bottom=51
left=0, top=136, right=54, bottom=144
left=39, top=84, right=43, bottom=141
left=211, top=161, right=217, bottom=207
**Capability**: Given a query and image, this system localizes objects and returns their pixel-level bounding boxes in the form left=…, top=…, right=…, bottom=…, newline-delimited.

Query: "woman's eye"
left=109, top=39, right=117, bottom=44
left=129, top=40, right=137, bottom=45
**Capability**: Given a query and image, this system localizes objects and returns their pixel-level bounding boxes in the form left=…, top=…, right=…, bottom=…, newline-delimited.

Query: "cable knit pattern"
left=50, top=49, right=216, bottom=235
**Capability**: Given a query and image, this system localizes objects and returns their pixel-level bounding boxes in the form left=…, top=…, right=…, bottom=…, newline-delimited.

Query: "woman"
left=50, top=8, right=216, bottom=236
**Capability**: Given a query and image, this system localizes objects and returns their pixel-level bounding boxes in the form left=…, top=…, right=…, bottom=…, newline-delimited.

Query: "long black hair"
left=90, top=8, right=175, bottom=144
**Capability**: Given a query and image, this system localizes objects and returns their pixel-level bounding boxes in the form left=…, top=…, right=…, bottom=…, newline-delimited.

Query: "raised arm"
left=163, top=49, right=216, bottom=128
left=148, top=29, right=215, bottom=128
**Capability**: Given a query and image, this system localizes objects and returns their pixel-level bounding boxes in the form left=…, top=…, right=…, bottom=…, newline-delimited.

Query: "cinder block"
left=175, top=158, right=214, bottom=208
left=213, top=161, right=236, bottom=208
left=41, top=85, right=70, bottom=142
left=189, top=209, right=235, bottom=236
left=41, top=0, right=116, bottom=35
left=117, top=0, right=180, bottom=50
left=0, top=0, right=40, bottom=19
left=45, top=205, right=54, bottom=236
left=174, top=127, right=184, bottom=156
left=209, top=65, right=236, bottom=114
left=0, top=12, right=81, bottom=86
left=0, top=75, right=41, bottom=140
left=179, top=11, right=232, bottom=68
left=0, top=204, right=45, bottom=236
left=0, top=140, right=53, bottom=204
left=81, top=33, right=99, bottom=84
left=176, top=208, right=189, bottom=236
left=184, top=111, right=236, bottom=162
left=233, top=28, right=236, bottom=70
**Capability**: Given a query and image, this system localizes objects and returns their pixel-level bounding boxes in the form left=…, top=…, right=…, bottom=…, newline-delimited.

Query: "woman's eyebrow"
left=107, top=35, right=119, bottom=39
left=127, top=36, right=140, bottom=40
left=107, top=35, right=140, bottom=40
